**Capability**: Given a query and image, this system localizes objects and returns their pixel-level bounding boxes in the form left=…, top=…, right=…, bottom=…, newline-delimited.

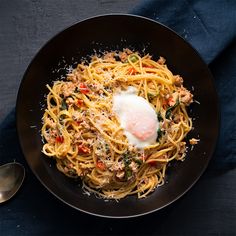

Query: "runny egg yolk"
left=126, top=111, right=157, bottom=141
left=113, top=88, right=159, bottom=148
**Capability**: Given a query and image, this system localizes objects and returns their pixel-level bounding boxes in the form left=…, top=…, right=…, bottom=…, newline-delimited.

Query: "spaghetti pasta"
left=41, top=48, right=194, bottom=199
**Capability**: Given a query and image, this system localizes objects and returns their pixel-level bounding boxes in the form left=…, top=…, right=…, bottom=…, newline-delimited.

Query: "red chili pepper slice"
left=127, top=67, right=136, bottom=75
left=56, top=136, right=64, bottom=143
left=96, top=161, right=106, bottom=170
left=77, top=99, right=84, bottom=106
left=79, top=83, right=90, bottom=94
left=162, top=96, right=175, bottom=107
left=78, top=144, right=90, bottom=153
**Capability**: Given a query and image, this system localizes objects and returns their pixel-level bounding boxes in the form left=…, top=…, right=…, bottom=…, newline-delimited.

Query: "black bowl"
left=16, top=14, right=219, bottom=218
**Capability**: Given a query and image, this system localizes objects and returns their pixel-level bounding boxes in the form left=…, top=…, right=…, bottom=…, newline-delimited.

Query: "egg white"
left=113, top=87, right=159, bottom=148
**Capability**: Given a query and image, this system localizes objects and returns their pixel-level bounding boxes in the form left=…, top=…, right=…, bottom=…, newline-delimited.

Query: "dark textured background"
left=0, top=0, right=236, bottom=235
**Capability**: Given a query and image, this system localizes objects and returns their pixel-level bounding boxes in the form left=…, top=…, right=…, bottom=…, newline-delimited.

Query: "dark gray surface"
left=0, top=0, right=141, bottom=123
left=0, top=0, right=236, bottom=235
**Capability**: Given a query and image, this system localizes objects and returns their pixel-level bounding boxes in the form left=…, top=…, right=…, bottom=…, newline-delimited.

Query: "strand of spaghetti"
left=174, top=125, right=185, bottom=143
left=44, top=109, right=58, bottom=124
left=85, top=67, right=93, bottom=81
left=115, top=74, right=173, bottom=85
left=139, top=56, right=145, bottom=74
left=42, top=144, right=56, bottom=156
left=180, top=106, right=193, bottom=129
left=165, top=136, right=181, bottom=162
left=148, top=146, right=173, bottom=160
left=46, top=84, right=61, bottom=99
left=112, top=126, right=126, bottom=139
left=136, top=80, right=143, bottom=96
left=144, top=142, right=160, bottom=149
left=88, top=117, right=129, bottom=146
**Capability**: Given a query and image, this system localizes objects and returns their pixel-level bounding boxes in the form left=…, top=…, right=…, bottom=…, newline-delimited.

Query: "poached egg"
left=113, top=87, right=159, bottom=148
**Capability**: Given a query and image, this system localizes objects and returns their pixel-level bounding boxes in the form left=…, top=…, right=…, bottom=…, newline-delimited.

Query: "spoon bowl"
left=0, top=162, right=25, bottom=203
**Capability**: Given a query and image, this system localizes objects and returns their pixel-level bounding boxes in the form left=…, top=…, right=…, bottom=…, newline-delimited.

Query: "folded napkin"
left=132, top=0, right=236, bottom=64
left=132, top=0, right=236, bottom=169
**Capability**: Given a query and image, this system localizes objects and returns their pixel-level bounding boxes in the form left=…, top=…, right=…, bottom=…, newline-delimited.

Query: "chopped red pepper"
left=163, top=96, right=174, bottom=106
left=127, top=67, right=136, bottom=75
left=77, top=99, right=84, bottom=107
left=79, top=83, right=90, bottom=94
left=96, top=161, right=106, bottom=170
left=56, top=136, right=64, bottom=143
left=78, top=144, right=90, bottom=154
left=167, top=96, right=175, bottom=106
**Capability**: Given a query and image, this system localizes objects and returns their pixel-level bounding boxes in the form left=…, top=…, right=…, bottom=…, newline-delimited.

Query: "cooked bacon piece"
left=119, top=48, right=133, bottom=62
left=61, top=82, right=76, bottom=97
left=110, top=161, right=125, bottom=171
left=177, top=87, right=193, bottom=106
left=129, top=161, right=139, bottom=173
left=189, top=138, right=200, bottom=145
left=157, top=56, right=166, bottom=65
left=173, top=75, right=183, bottom=86
left=103, top=52, right=116, bottom=63
left=116, top=170, right=125, bottom=179
left=78, top=144, right=90, bottom=154
left=119, top=51, right=128, bottom=62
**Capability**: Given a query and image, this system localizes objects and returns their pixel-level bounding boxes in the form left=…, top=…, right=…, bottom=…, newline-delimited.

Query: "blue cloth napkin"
left=132, top=0, right=236, bottom=64
left=132, top=0, right=236, bottom=169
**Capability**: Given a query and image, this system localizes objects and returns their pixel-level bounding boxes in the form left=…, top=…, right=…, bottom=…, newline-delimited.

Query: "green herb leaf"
left=123, top=152, right=131, bottom=166
left=165, top=109, right=172, bottom=119
left=165, top=99, right=180, bottom=119
left=157, top=111, right=163, bottom=122
left=156, top=128, right=164, bottom=142
left=148, top=93, right=155, bottom=100
left=61, top=99, right=68, bottom=110
left=59, top=114, right=66, bottom=124
left=134, top=158, right=143, bottom=166
left=129, top=54, right=139, bottom=63
left=123, top=152, right=132, bottom=180
left=126, top=169, right=132, bottom=178
left=105, top=143, right=110, bottom=153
